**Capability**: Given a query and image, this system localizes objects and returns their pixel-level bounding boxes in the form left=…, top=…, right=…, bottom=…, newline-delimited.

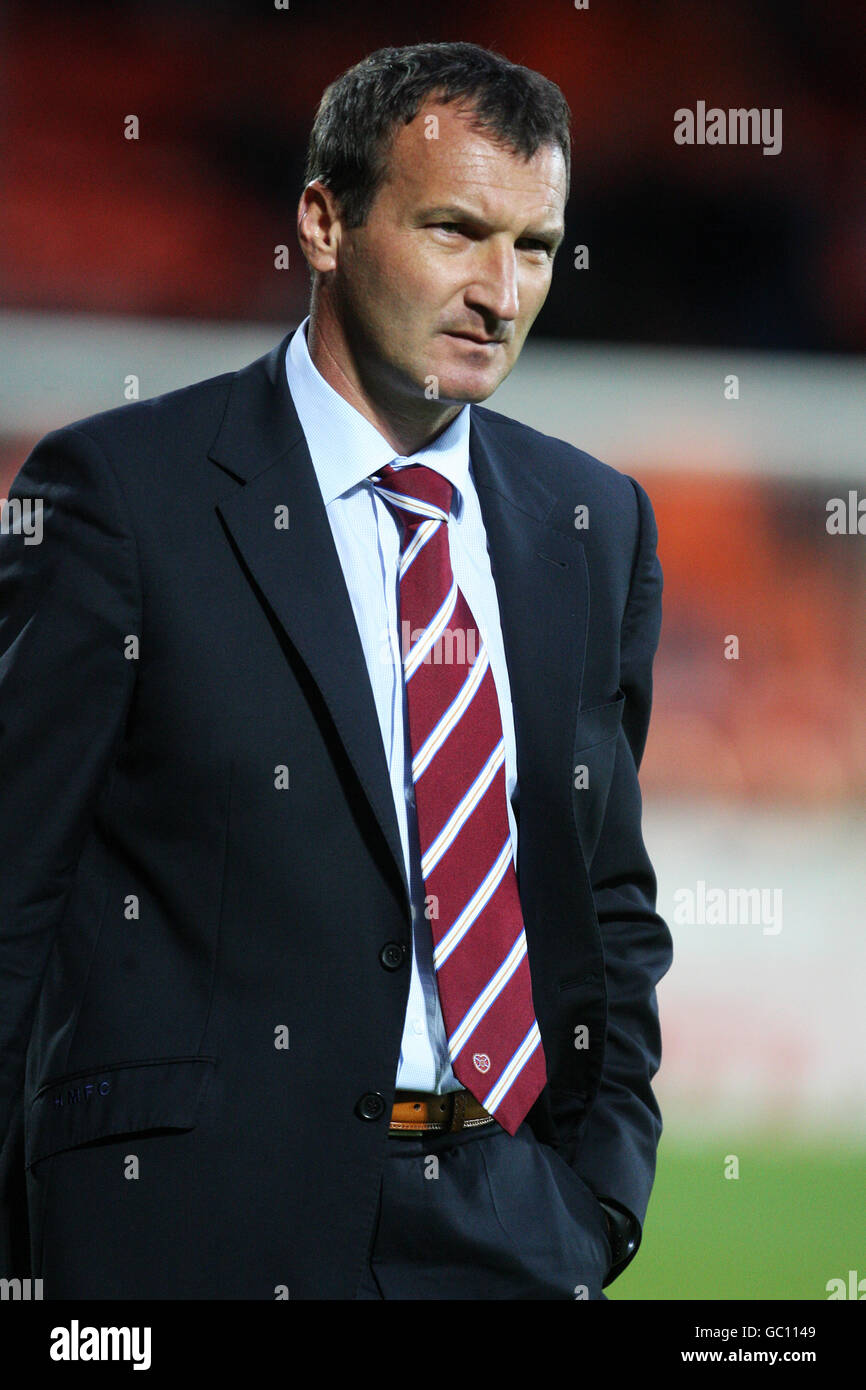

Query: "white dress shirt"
left=285, top=316, right=521, bottom=1092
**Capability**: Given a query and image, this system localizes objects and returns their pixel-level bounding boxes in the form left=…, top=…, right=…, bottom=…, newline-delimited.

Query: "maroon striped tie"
left=372, top=462, right=547, bottom=1135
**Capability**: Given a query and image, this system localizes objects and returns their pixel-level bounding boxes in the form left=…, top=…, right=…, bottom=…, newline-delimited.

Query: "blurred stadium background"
left=1, top=0, right=864, bottom=1300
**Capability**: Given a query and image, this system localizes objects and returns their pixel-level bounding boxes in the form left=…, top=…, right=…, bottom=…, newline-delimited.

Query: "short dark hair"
left=303, top=41, right=571, bottom=228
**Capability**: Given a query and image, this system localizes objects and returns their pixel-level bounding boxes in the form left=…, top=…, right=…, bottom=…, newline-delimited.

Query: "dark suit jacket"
left=0, top=327, right=673, bottom=1298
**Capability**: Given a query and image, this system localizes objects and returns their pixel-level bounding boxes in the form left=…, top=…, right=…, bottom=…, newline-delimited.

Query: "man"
left=0, top=41, right=672, bottom=1299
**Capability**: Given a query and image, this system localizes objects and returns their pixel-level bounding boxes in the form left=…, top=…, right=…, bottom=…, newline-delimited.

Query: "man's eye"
left=430, top=225, right=553, bottom=256
left=518, top=240, right=553, bottom=255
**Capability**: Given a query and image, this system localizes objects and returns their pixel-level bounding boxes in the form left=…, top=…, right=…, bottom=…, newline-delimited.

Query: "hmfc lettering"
left=52, top=1079, right=111, bottom=1108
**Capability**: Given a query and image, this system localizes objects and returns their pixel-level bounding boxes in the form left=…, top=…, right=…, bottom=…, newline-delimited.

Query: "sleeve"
left=0, top=426, right=139, bottom=1277
left=568, top=475, right=673, bottom=1285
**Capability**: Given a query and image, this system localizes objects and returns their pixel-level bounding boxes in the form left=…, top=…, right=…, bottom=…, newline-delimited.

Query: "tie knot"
left=371, top=462, right=453, bottom=527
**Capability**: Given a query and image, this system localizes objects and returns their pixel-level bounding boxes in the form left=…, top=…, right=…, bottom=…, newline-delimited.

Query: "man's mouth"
left=444, top=332, right=504, bottom=346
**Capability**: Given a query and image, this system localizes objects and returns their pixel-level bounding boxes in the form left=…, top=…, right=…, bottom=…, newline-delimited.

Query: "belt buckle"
left=447, top=1090, right=467, bottom=1133
left=388, top=1089, right=471, bottom=1135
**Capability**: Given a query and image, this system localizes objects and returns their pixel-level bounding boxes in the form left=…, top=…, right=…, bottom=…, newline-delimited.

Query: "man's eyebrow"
left=417, top=204, right=565, bottom=249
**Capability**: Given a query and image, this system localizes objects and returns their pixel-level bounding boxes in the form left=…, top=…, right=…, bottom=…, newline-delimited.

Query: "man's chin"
left=425, top=367, right=509, bottom=406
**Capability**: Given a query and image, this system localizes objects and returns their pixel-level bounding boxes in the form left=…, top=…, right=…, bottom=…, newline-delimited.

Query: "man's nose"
left=466, top=240, right=520, bottom=324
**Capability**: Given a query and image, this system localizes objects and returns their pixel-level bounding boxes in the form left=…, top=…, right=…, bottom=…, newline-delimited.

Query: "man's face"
left=329, top=99, right=567, bottom=407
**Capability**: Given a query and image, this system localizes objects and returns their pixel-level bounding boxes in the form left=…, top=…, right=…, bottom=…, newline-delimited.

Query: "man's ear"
left=297, top=180, right=342, bottom=275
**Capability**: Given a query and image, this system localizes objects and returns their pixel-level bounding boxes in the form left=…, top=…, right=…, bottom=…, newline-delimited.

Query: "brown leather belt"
left=389, top=1089, right=497, bottom=1134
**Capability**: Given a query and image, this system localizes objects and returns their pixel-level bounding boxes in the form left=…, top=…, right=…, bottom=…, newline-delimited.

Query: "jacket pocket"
left=573, top=689, right=625, bottom=752
left=571, top=691, right=625, bottom=864
left=25, top=1056, right=217, bottom=1169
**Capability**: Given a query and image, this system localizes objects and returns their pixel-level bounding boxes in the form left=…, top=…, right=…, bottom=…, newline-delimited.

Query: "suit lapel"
left=210, top=332, right=588, bottom=911
left=468, top=411, right=588, bottom=893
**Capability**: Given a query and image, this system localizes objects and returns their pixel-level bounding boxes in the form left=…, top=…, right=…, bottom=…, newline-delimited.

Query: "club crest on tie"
left=472, top=1053, right=491, bottom=1073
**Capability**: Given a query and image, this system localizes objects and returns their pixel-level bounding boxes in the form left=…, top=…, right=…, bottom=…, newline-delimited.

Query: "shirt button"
left=412, top=1018, right=423, bottom=1035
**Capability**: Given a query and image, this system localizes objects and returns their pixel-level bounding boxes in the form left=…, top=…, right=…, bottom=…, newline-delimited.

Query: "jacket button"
left=379, top=941, right=407, bottom=970
left=356, top=1092, right=386, bottom=1121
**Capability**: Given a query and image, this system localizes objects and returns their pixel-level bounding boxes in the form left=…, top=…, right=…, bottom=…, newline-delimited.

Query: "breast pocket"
left=571, top=690, right=625, bottom=864
left=25, top=1056, right=217, bottom=1169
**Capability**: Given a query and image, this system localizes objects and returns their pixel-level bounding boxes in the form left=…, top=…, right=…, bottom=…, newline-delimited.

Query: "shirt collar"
left=285, top=315, right=471, bottom=515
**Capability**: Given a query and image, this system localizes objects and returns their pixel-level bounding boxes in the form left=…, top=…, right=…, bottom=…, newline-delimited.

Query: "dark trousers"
left=355, top=1119, right=611, bottom=1299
